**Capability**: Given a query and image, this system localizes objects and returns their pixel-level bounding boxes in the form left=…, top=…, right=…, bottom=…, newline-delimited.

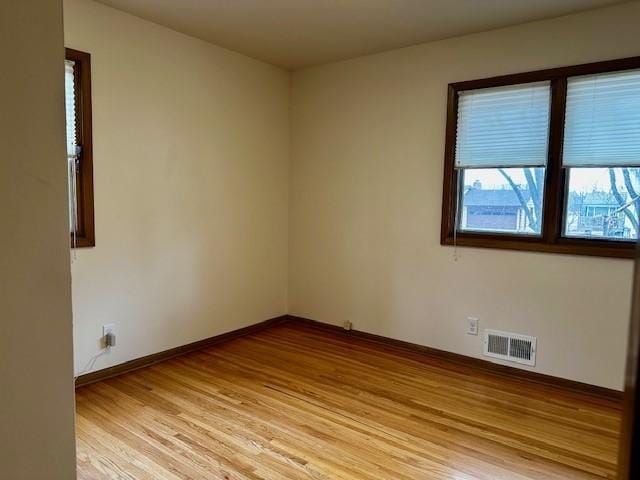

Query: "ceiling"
left=95, top=0, right=628, bottom=70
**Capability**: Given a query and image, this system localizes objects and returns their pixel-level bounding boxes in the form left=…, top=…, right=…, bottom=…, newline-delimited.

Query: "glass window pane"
left=564, top=167, right=640, bottom=241
left=458, top=167, right=545, bottom=235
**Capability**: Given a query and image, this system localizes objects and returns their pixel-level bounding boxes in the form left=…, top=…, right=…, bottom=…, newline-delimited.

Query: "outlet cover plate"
left=467, top=317, right=479, bottom=335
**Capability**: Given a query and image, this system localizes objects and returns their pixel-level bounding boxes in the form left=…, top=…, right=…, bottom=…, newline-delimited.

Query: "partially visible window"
left=65, top=48, right=94, bottom=247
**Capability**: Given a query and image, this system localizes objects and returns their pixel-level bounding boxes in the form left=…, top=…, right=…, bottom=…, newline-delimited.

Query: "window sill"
left=71, top=236, right=95, bottom=248
left=441, top=233, right=635, bottom=259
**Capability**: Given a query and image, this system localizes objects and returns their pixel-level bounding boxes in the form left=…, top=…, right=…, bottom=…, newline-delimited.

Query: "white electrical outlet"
left=467, top=317, right=479, bottom=335
left=102, top=324, right=115, bottom=348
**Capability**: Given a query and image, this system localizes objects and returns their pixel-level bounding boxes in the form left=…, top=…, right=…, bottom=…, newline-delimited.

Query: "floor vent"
left=483, top=329, right=536, bottom=366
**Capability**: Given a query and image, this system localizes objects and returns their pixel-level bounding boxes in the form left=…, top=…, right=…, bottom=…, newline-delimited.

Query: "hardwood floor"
left=76, top=323, right=621, bottom=479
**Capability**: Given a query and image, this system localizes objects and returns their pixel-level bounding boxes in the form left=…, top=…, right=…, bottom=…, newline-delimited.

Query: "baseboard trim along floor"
left=75, top=313, right=622, bottom=402
left=74, top=315, right=288, bottom=387
left=288, top=315, right=622, bottom=402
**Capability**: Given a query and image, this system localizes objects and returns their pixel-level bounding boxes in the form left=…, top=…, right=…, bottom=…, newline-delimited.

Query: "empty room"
left=4, top=0, right=640, bottom=478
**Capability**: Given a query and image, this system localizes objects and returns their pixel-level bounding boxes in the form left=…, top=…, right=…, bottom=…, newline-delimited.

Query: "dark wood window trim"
left=441, top=56, right=640, bottom=259
left=66, top=47, right=95, bottom=248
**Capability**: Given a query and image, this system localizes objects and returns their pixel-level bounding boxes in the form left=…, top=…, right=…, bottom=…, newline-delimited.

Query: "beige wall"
left=64, top=0, right=290, bottom=376
left=290, top=2, right=640, bottom=390
left=65, top=0, right=639, bottom=390
left=0, top=0, right=77, bottom=478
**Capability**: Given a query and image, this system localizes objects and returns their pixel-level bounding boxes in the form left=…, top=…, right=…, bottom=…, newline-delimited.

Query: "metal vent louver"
left=484, top=329, right=536, bottom=366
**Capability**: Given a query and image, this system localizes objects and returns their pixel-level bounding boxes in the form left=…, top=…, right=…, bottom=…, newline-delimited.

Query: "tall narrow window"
left=65, top=48, right=95, bottom=247
left=441, top=56, right=640, bottom=258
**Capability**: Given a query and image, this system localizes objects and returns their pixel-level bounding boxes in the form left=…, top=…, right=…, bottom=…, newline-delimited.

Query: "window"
left=441, top=57, right=640, bottom=258
left=65, top=48, right=95, bottom=247
left=460, top=167, right=546, bottom=235
left=564, top=168, right=638, bottom=241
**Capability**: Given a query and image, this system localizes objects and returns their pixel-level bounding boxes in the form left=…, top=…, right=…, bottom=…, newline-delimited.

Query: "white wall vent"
left=483, top=329, right=536, bottom=366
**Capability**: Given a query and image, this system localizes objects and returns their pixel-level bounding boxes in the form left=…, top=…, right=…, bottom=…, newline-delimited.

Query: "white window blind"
left=563, top=69, right=640, bottom=167
left=65, top=60, right=77, bottom=158
left=455, top=81, right=551, bottom=168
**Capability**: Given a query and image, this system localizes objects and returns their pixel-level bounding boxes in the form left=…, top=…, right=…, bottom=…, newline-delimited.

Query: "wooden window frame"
left=441, top=56, right=640, bottom=259
left=66, top=48, right=95, bottom=248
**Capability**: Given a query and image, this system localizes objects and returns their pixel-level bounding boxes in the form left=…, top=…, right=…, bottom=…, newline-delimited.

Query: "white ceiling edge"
left=92, top=0, right=633, bottom=70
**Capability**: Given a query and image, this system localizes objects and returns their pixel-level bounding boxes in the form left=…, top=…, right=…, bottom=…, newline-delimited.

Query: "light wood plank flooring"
left=76, top=323, right=621, bottom=479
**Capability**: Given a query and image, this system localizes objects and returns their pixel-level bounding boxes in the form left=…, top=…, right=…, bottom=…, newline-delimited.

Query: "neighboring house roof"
left=582, top=191, right=625, bottom=206
left=464, top=188, right=628, bottom=209
left=464, top=188, right=531, bottom=207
